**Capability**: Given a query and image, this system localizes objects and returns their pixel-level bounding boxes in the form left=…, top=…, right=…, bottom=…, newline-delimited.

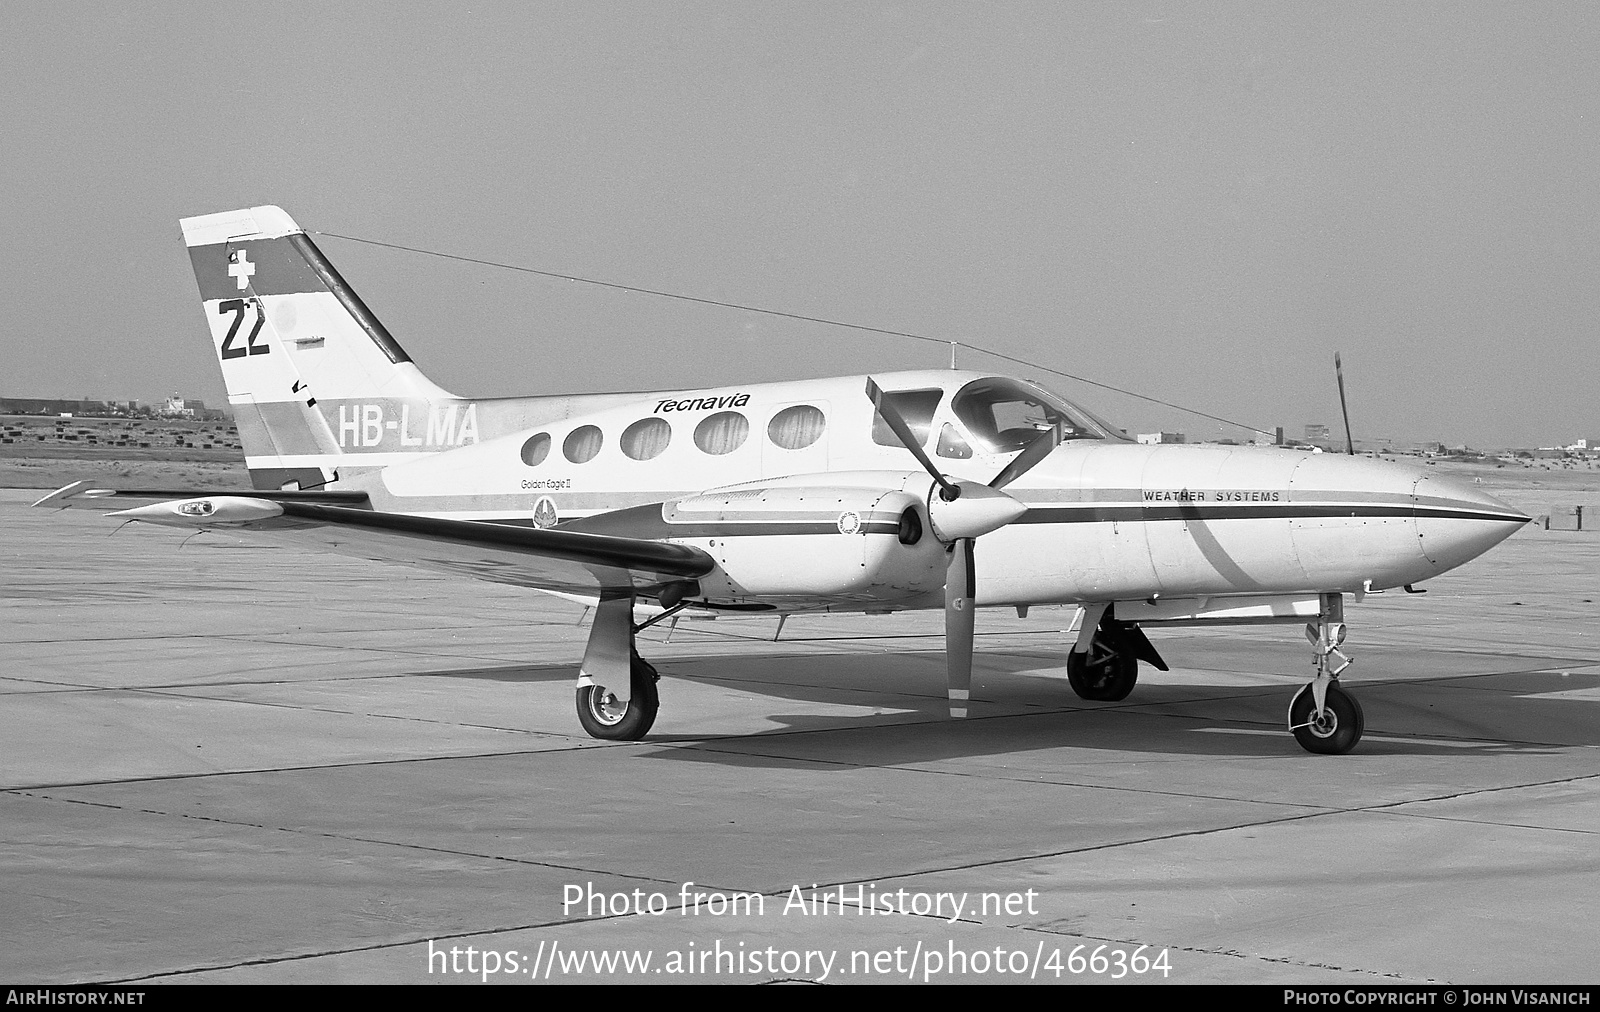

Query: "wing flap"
left=249, top=503, right=712, bottom=594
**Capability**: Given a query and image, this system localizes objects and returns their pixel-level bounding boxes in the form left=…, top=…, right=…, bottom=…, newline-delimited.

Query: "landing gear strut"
left=1066, top=603, right=1168, bottom=702
left=574, top=590, right=661, bottom=740
left=1288, top=593, right=1364, bottom=754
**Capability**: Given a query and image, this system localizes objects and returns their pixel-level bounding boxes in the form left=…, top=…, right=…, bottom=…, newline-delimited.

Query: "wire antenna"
left=317, top=230, right=1277, bottom=437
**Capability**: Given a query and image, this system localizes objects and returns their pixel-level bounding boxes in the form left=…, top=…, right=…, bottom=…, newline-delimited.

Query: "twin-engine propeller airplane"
left=36, top=205, right=1530, bottom=754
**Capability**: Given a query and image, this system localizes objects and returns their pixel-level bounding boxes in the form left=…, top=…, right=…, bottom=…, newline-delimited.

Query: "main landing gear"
left=1288, top=593, right=1364, bottom=755
left=1066, top=604, right=1168, bottom=702
left=574, top=590, right=668, bottom=741
left=576, top=650, right=660, bottom=740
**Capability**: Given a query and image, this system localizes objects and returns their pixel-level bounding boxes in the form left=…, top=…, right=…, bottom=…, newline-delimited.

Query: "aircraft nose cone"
left=1413, top=472, right=1529, bottom=575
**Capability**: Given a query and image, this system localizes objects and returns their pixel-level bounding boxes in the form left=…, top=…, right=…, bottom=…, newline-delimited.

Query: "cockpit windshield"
left=950, top=377, right=1119, bottom=452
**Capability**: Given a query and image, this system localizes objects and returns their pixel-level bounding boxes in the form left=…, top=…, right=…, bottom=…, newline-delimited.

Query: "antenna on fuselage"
left=1335, top=352, right=1355, bottom=455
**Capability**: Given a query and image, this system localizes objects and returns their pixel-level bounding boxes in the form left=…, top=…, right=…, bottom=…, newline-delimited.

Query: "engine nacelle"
left=662, top=486, right=946, bottom=604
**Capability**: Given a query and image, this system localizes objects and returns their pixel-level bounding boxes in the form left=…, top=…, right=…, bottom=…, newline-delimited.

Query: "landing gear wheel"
left=576, top=653, right=660, bottom=741
left=1066, top=634, right=1139, bottom=701
left=1288, top=683, right=1364, bottom=755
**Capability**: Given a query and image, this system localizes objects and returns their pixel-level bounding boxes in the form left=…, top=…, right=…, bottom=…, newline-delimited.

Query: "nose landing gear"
left=1288, top=593, right=1364, bottom=754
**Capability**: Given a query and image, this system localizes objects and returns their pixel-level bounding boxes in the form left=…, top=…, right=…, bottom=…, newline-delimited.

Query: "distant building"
left=1305, top=423, right=1331, bottom=442
left=1136, top=432, right=1186, bottom=445
left=2, top=395, right=224, bottom=421
left=160, top=394, right=194, bottom=418
left=1, top=397, right=108, bottom=416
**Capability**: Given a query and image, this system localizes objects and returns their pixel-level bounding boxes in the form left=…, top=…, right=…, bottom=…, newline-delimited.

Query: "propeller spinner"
left=865, top=378, right=1060, bottom=717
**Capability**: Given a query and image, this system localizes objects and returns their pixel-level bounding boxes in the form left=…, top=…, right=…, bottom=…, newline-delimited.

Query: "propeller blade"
left=988, top=423, right=1061, bottom=490
left=866, top=378, right=961, bottom=501
left=945, top=537, right=975, bottom=718
left=1335, top=352, right=1355, bottom=456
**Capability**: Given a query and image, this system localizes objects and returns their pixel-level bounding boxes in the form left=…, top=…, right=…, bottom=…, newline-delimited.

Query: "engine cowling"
left=661, top=485, right=946, bottom=605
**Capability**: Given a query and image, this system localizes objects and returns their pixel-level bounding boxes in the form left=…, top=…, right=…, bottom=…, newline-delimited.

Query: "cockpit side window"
left=950, top=378, right=1106, bottom=452
left=870, top=389, right=943, bottom=448
left=936, top=423, right=972, bottom=459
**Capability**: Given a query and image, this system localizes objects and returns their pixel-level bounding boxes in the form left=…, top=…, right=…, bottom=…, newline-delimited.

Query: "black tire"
left=575, top=654, right=660, bottom=740
left=1288, top=683, right=1364, bottom=755
left=1066, top=634, right=1139, bottom=701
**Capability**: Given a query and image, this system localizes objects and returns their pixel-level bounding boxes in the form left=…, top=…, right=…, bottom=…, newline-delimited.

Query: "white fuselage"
left=342, top=370, right=1526, bottom=613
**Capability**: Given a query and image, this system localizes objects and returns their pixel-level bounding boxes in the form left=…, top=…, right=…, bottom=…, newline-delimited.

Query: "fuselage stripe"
left=499, top=504, right=1524, bottom=539
left=1016, top=504, right=1526, bottom=524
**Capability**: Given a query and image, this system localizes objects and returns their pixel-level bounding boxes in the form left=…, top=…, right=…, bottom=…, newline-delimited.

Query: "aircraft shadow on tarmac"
left=411, top=651, right=1600, bottom=763
left=413, top=663, right=577, bottom=683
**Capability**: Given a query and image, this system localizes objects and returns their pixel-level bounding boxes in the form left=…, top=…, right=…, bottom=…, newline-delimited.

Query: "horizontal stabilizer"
left=31, top=480, right=370, bottom=511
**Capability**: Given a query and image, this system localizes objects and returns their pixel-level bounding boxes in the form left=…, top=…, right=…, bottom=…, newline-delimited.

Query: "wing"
left=33, top=483, right=714, bottom=597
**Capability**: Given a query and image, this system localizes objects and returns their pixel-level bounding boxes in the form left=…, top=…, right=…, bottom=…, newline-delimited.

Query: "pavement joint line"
left=1172, top=717, right=1599, bottom=752
left=6, top=631, right=546, bottom=652
left=199, top=638, right=575, bottom=663
left=6, top=671, right=989, bottom=712
left=1377, top=808, right=1600, bottom=836
left=0, top=666, right=583, bottom=692
left=659, top=735, right=1347, bottom=808
left=715, top=750, right=1344, bottom=809
left=1018, top=925, right=1423, bottom=982
left=677, top=745, right=1389, bottom=807
left=1359, top=771, right=1600, bottom=815
left=0, top=740, right=631, bottom=792
left=14, top=788, right=736, bottom=892
left=115, top=684, right=545, bottom=733
left=102, top=892, right=852, bottom=985
left=729, top=783, right=1600, bottom=898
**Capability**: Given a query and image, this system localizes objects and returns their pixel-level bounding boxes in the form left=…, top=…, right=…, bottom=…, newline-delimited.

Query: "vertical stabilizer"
left=181, top=205, right=471, bottom=490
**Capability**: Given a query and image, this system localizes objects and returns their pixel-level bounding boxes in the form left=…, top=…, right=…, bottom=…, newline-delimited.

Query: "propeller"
left=866, top=378, right=1061, bottom=717
left=1335, top=352, right=1355, bottom=456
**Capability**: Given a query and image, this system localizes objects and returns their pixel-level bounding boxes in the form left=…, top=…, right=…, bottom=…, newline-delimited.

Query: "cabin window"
left=694, top=411, right=749, bottom=455
left=620, top=417, right=672, bottom=461
left=870, top=388, right=943, bottom=448
left=563, top=424, right=604, bottom=463
left=936, top=423, right=972, bottom=459
left=767, top=405, right=826, bottom=450
left=950, top=377, right=1105, bottom=452
left=520, top=432, right=551, bottom=466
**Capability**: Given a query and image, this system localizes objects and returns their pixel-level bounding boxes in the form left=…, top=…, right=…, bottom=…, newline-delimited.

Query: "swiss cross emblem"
left=228, top=251, right=256, bottom=290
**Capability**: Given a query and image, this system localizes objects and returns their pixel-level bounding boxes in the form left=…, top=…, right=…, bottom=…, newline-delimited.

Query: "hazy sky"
left=3, top=2, right=1597, bottom=447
